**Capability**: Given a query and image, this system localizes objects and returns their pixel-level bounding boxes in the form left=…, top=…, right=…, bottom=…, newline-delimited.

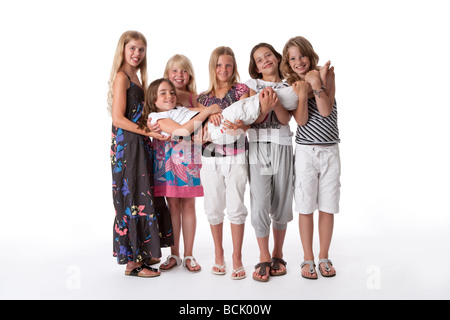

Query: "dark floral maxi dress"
left=111, top=75, right=173, bottom=265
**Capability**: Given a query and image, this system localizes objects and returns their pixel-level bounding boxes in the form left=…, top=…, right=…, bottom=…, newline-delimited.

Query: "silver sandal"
left=159, top=255, right=182, bottom=272
left=183, top=256, right=201, bottom=273
left=300, top=260, right=318, bottom=280
left=318, top=258, right=336, bottom=277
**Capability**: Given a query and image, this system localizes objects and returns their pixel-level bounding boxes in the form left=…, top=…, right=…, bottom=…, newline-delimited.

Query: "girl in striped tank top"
left=281, top=36, right=340, bottom=280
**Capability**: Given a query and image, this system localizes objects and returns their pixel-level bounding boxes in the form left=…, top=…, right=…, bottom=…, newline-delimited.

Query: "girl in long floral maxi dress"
left=107, top=31, right=173, bottom=278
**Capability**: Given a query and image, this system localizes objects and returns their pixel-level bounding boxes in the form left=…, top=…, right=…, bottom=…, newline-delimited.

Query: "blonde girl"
left=156, top=55, right=200, bottom=271
left=197, top=46, right=250, bottom=280
left=163, top=54, right=198, bottom=108
left=108, top=31, right=173, bottom=278
left=145, top=78, right=221, bottom=272
left=281, top=36, right=339, bottom=279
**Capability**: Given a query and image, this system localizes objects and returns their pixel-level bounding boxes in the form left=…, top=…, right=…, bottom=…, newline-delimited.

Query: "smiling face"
left=253, top=47, right=280, bottom=77
left=215, top=54, right=234, bottom=84
left=155, top=81, right=177, bottom=111
left=287, top=46, right=311, bottom=79
left=168, top=64, right=190, bottom=91
left=124, top=39, right=146, bottom=68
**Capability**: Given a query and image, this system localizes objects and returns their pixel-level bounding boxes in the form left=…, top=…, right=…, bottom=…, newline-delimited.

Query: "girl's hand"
left=260, top=88, right=279, bottom=110
left=202, top=123, right=212, bottom=142
left=223, top=119, right=246, bottom=136
left=259, top=88, right=270, bottom=110
left=147, top=117, right=162, bottom=133
left=149, top=131, right=171, bottom=141
left=293, top=80, right=309, bottom=98
left=209, top=112, right=223, bottom=126
left=305, top=69, right=321, bottom=88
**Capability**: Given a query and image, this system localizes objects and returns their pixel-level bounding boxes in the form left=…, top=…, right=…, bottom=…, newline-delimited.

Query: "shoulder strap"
left=120, top=71, right=132, bottom=82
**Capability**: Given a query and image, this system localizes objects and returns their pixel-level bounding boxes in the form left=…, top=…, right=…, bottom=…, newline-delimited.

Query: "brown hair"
left=248, top=43, right=283, bottom=80
left=141, top=78, right=179, bottom=131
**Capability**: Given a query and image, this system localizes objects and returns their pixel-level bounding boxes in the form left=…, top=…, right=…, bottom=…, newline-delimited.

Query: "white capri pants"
left=294, top=144, right=341, bottom=214
left=200, top=152, right=248, bottom=225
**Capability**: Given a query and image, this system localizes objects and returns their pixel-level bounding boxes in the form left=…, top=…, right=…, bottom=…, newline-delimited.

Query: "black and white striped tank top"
left=295, top=98, right=340, bottom=145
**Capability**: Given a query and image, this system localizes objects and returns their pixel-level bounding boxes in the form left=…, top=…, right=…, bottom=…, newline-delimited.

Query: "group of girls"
left=108, top=30, right=340, bottom=281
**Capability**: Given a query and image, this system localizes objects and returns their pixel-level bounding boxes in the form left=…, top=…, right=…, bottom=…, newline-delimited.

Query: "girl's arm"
left=272, top=102, right=292, bottom=125
left=157, top=105, right=222, bottom=137
left=252, top=88, right=270, bottom=124
left=202, top=104, right=223, bottom=126
left=111, top=72, right=167, bottom=140
left=305, top=69, right=334, bottom=117
left=291, top=80, right=309, bottom=126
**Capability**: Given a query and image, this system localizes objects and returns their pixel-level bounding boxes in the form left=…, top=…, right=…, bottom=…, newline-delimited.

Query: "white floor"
left=2, top=198, right=449, bottom=300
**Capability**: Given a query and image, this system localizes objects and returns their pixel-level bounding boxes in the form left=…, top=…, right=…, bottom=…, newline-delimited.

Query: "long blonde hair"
left=206, top=46, right=240, bottom=95
left=163, top=54, right=197, bottom=94
left=281, top=36, right=319, bottom=85
left=107, top=31, right=148, bottom=114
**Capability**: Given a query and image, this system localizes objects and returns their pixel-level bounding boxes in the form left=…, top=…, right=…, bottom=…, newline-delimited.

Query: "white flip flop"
left=231, top=267, right=246, bottom=280
left=211, top=262, right=226, bottom=275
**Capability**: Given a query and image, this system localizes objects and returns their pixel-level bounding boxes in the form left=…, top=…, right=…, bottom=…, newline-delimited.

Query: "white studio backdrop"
left=0, top=0, right=449, bottom=299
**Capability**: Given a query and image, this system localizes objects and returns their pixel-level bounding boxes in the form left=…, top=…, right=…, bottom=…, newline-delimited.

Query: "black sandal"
left=270, top=257, right=287, bottom=276
left=253, top=262, right=271, bottom=282
left=125, top=264, right=160, bottom=278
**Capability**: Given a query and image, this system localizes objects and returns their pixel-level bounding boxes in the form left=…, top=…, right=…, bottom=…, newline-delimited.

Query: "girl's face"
left=216, top=54, right=234, bottom=83
left=155, top=81, right=177, bottom=111
left=124, top=39, right=146, bottom=68
left=288, top=46, right=311, bottom=78
left=168, top=64, right=190, bottom=90
left=253, top=47, right=279, bottom=77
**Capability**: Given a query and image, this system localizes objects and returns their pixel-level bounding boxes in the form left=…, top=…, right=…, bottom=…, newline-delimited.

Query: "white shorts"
left=294, top=144, right=341, bottom=214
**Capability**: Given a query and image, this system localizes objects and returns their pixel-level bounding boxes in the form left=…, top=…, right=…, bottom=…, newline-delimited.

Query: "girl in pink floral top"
left=146, top=78, right=221, bottom=273
left=197, top=46, right=250, bottom=280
